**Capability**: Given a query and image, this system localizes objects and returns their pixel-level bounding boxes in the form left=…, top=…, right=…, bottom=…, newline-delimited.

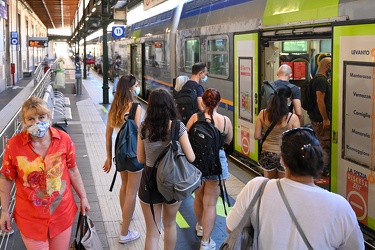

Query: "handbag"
left=70, top=213, right=103, bottom=250
left=219, top=179, right=269, bottom=250
left=277, top=180, right=313, bottom=250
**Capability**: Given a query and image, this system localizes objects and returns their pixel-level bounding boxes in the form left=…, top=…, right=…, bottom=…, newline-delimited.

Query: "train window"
left=184, top=39, right=200, bottom=71
left=207, top=37, right=229, bottom=78
left=145, top=41, right=164, bottom=67
left=282, top=41, right=308, bottom=53
left=320, top=39, right=332, bottom=53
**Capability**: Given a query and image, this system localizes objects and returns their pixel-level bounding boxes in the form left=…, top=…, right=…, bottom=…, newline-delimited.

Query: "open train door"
left=233, top=32, right=260, bottom=169
left=332, top=22, right=375, bottom=241
left=130, top=43, right=146, bottom=100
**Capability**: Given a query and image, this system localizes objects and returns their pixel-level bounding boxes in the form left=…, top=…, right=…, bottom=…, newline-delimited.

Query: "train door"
left=130, top=44, right=145, bottom=99
left=233, top=33, right=259, bottom=165
left=332, top=22, right=375, bottom=236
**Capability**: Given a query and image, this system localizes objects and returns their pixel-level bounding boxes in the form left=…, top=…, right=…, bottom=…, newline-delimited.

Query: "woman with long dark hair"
left=254, top=85, right=300, bottom=179
left=137, top=88, right=195, bottom=250
left=102, top=74, right=143, bottom=244
left=186, top=88, right=233, bottom=250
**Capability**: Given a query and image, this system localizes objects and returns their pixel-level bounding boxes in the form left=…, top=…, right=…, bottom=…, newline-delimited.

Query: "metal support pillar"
left=101, top=1, right=110, bottom=104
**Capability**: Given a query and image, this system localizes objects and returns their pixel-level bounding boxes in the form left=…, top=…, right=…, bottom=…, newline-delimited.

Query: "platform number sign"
left=112, top=26, right=125, bottom=38
left=10, top=32, right=18, bottom=45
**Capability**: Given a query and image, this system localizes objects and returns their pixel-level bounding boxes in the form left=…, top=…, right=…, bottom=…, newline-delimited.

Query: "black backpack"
left=109, top=103, right=141, bottom=191
left=188, top=113, right=231, bottom=214
left=260, top=81, right=294, bottom=110
left=189, top=113, right=222, bottom=177
left=301, top=75, right=323, bottom=112
left=175, top=84, right=202, bottom=125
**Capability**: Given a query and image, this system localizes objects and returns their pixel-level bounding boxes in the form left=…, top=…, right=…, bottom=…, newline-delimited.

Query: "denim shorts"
left=258, top=151, right=284, bottom=172
left=202, top=149, right=231, bottom=181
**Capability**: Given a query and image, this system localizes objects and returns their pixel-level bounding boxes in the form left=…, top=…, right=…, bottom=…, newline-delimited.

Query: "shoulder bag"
left=277, top=179, right=313, bottom=250
left=219, top=179, right=269, bottom=250
left=70, top=213, right=104, bottom=250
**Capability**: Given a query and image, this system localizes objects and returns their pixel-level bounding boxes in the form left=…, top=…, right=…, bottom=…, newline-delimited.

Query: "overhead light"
left=92, top=7, right=96, bottom=13
left=86, top=17, right=89, bottom=21
left=96, top=0, right=101, bottom=5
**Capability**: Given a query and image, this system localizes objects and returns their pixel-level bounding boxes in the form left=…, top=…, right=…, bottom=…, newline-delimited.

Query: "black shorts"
left=138, top=166, right=176, bottom=205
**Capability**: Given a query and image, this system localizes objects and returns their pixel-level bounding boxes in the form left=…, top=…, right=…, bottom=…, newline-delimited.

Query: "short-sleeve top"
left=1, top=127, right=78, bottom=241
left=139, top=121, right=186, bottom=167
left=308, top=75, right=332, bottom=122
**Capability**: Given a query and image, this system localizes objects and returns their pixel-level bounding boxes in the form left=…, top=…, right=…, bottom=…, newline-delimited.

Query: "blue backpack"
left=109, top=103, right=141, bottom=191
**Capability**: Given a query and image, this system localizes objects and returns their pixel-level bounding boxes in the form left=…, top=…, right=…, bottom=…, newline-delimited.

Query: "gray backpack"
left=153, top=120, right=202, bottom=201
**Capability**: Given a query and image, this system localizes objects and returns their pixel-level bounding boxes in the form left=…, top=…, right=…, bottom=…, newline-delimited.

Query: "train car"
left=90, top=0, right=375, bottom=243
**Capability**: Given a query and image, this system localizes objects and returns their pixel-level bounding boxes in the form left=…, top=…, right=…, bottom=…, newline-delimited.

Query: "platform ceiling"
left=24, top=0, right=80, bottom=29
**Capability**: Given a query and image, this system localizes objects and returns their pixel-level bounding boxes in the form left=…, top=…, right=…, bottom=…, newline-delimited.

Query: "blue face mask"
left=135, top=86, right=141, bottom=96
left=200, top=75, right=208, bottom=83
left=27, top=121, right=50, bottom=138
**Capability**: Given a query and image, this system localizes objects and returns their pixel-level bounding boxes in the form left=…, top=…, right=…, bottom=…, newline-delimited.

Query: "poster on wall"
left=238, top=57, right=253, bottom=122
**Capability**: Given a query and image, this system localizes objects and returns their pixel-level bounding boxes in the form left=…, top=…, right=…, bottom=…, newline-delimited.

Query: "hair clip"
left=301, top=144, right=311, bottom=157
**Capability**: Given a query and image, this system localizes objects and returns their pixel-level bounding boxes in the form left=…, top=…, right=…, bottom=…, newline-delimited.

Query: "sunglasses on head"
left=282, top=127, right=316, bottom=138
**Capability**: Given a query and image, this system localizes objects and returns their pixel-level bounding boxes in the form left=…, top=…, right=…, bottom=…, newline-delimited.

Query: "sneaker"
left=195, top=223, right=203, bottom=237
left=200, top=238, right=216, bottom=250
left=119, top=230, right=140, bottom=244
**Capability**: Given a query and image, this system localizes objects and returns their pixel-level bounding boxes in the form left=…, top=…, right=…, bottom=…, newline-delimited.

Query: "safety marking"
left=101, top=106, right=108, bottom=113
left=176, top=211, right=189, bottom=228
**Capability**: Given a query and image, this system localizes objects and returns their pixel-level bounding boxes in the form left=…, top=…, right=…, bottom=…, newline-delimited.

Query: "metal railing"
left=0, top=70, right=52, bottom=249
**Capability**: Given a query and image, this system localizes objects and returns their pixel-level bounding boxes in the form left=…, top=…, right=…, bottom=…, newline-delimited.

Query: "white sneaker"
left=195, top=223, right=203, bottom=237
left=200, top=238, right=216, bottom=250
left=119, top=230, right=140, bottom=244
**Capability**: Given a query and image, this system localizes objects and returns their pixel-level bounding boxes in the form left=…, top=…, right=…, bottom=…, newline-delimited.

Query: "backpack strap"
left=287, top=113, right=293, bottom=123
left=267, top=81, right=278, bottom=93
left=128, top=103, right=139, bottom=120
left=222, top=115, right=226, bottom=133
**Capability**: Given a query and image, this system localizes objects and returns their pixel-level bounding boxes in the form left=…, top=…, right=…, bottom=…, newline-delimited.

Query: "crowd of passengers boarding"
left=0, top=62, right=363, bottom=249
left=98, top=61, right=363, bottom=250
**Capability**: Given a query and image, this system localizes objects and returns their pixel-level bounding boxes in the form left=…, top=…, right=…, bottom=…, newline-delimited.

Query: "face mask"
left=135, top=86, right=141, bottom=96
left=200, top=75, right=208, bottom=83
left=27, top=122, right=50, bottom=138
left=326, top=69, right=331, bottom=78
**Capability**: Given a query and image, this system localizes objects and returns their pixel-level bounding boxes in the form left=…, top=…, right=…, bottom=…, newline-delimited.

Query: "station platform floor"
left=0, top=58, right=253, bottom=249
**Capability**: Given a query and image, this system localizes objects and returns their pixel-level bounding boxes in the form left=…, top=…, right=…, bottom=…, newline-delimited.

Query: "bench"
left=23, top=70, right=33, bottom=78
left=43, top=84, right=72, bottom=125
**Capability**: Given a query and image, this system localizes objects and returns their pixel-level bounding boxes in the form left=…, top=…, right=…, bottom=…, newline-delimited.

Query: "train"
left=81, top=0, right=375, bottom=243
